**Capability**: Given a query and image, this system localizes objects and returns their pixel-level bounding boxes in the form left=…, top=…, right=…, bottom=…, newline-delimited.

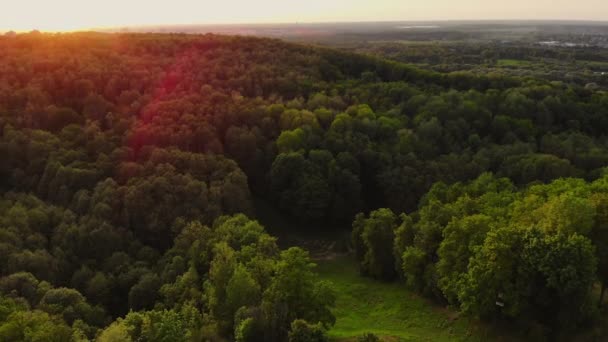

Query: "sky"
left=1, top=0, right=607, bottom=32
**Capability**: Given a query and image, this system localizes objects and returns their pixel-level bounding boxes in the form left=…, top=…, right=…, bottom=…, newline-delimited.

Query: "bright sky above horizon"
left=1, top=0, right=607, bottom=32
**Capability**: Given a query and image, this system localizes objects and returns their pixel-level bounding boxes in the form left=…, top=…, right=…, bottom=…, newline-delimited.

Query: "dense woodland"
left=307, top=23, right=608, bottom=90
left=1, top=31, right=608, bottom=340
left=340, top=41, right=608, bottom=90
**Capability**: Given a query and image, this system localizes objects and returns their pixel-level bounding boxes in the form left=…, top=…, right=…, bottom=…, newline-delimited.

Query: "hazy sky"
left=2, top=0, right=607, bottom=31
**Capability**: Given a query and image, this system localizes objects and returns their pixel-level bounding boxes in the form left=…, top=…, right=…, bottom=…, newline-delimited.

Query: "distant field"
left=316, top=256, right=514, bottom=342
left=496, top=59, right=535, bottom=68
left=582, top=60, right=608, bottom=70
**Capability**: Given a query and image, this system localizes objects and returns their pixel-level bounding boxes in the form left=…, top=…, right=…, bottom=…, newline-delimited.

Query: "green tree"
left=97, top=321, right=132, bottom=342
left=590, top=193, right=608, bottom=306
left=401, top=246, right=427, bottom=292
left=225, top=264, right=261, bottom=332
left=277, top=128, right=306, bottom=153
left=262, top=248, right=335, bottom=341
left=128, top=274, right=161, bottom=311
left=206, top=242, right=237, bottom=333
left=460, top=226, right=597, bottom=329
left=437, top=215, right=492, bottom=304
left=352, top=209, right=399, bottom=280
left=39, top=287, right=106, bottom=328
left=288, top=319, right=327, bottom=342
left=0, top=308, right=73, bottom=342
left=393, top=214, right=415, bottom=278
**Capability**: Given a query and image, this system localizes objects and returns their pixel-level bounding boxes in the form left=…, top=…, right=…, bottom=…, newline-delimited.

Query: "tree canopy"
left=1, top=31, right=608, bottom=340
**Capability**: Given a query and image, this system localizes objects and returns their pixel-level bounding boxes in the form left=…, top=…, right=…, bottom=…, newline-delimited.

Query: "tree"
left=235, top=317, right=259, bottom=342
left=351, top=213, right=367, bottom=267
left=536, top=193, right=595, bottom=236
left=123, top=165, right=209, bottom=249
left=45, top=107, right=83, bottom=132
left=352, top=209, right=399, bottom=280
left=225, top=264, right=261, bottom=332
left=39, top=287, right=106, bottom=328
left=401, top=246, right=427, bottom=292
left=590, top=193, right=608, bottom=306
left=115, top=309, right=196, bottom=342
left=85, top=272, right=111, bottom=306
left=206, top=242, right=237, bottom=333
left=393, top=214, right=415, bottom=278
left=270, top=153, right=331, bottom=220
left=0, top=309, right=74, bottom=342
left=262, top=248, right=335, bottom=342
left=288, top=319, right=327, bottom=342
left=0, top=272, right=49, bottom=306
left=437, top=215, right=492, bottom=304
left=140, top=310, right=191, bottom=342
left=460, top=226, right=597, bottom=330
left=277, top=128, right=306, bottom=153
left=128, top=274, right=161, bottom=311
left=97, top=321, right=132, bottom=342
left=520, top=230, right=597, bottom=329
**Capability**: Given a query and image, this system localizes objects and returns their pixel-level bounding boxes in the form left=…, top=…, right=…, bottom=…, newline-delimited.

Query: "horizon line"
left=3, top=18, right=608, bottom=34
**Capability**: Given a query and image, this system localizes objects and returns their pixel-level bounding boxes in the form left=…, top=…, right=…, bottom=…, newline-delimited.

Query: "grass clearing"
left=253, top=197, right=519, bottom=341
left=317, top=256, right=516, bottom=342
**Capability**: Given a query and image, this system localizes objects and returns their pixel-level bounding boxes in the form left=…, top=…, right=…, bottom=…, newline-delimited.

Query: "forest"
left=1, top=31, right=608, bottom=341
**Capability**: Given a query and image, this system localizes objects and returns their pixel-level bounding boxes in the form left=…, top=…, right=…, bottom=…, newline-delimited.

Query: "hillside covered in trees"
left=2, top=31, right=608, bottom=340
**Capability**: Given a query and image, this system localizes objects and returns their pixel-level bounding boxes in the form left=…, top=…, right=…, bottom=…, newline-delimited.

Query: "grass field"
left=316, top=256, right=515, bottom=342
left=253, top=198, right=519, bottom=341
